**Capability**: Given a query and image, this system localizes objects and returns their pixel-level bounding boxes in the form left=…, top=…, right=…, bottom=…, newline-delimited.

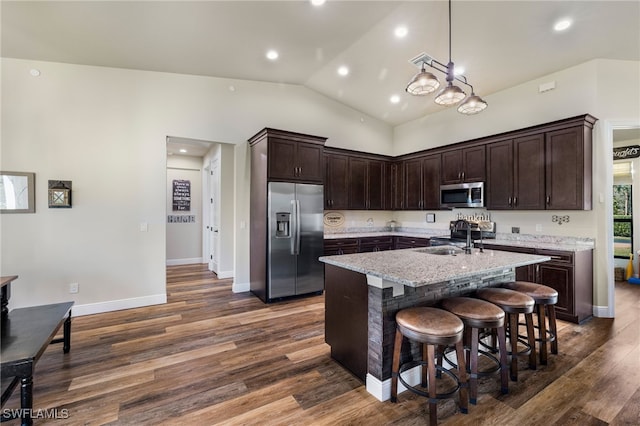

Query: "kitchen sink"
left=416, top=246, right=464, bottom=256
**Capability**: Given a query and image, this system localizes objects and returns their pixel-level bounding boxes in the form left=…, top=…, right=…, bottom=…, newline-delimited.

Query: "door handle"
left=214, top=229, right=219, bottom=233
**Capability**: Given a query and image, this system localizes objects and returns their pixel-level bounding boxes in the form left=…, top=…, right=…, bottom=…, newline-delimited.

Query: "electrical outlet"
left=69, top=283, right=79, bottom=294
left=511, top=227, right=520, bottom=234
left=535, top=224, right=542, bottom=232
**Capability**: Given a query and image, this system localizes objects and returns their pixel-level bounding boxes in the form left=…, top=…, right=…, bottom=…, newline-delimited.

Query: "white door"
left=209, top=158, right=220, bottom=273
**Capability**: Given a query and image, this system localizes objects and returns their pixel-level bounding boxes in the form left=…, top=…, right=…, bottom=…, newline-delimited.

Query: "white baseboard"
left=216, top=270, right=234, bottom=279
left=232, top=280, right=250, bottom=293
left=71, top=293, right=167, bottom=317
left=593, top=305, right=613, bottom=318
left=366, top=365, right=422, bottom=402
left=166, top=257, right=203, bottom=266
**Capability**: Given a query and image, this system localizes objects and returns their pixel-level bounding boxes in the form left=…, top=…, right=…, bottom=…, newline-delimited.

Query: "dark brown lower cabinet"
left=324, top=264, right=368, bottom=381
left=324, top=238, right=359, bottom=255
left=359, top=236, right=393, bottom=252
left=482, top=244, right=593, bottom=323
left=394, top=236, right=431, bottom=249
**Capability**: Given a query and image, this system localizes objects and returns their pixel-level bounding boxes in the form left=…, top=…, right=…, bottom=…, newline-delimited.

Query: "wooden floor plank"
left=3, top=264, right=637, bottom=425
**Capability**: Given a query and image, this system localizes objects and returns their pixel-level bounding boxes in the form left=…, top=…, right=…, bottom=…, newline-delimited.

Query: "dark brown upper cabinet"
left=348, top=158, right=386, bottom=210
left=402, top=154, right=441, bottom=210
left=324, top=153, right=349, bottom=209
left=440, top=145, right=486, bottom=184
left=486, top=134, right=545, bottom=210
left=248, top=129, right=326, bottom=184
left=388, top=162, right=403, bottom=210
left=545, top=126, right=592, bottom=210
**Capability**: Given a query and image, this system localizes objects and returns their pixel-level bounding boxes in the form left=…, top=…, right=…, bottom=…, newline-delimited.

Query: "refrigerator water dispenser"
left=275, top=212, right=291, bottom=238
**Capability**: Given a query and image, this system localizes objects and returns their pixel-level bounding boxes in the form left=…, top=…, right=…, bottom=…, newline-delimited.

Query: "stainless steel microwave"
left=440, top=182, right=484, bottom=208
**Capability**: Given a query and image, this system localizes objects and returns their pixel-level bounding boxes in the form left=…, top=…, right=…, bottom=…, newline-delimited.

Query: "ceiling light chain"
left=405, top=0, right=487, bottom=115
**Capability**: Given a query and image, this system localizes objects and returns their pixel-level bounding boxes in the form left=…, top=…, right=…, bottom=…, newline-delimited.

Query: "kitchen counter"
left=324, top=229, right=595, bottom=252
left=320, top=247, right=551, bottom=287
left=320, top=247, right=551, bottom=402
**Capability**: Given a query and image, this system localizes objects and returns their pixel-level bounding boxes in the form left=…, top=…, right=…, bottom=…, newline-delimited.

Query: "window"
left=613, top=184, right=633, bottom=259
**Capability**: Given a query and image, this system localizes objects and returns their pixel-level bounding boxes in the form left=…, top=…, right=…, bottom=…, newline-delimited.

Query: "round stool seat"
left=504, top=281, right=558, bottom=305
left=476, top=288, right=534, bottom=313
left=396, top=307, right=464, bottom=345
left=441, top=297, right=505, bottom=328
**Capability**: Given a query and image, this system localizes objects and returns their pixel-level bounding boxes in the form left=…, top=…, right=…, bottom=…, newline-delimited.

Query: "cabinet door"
left=389, top=162, right=403, bottom=210
left=403, top=158, right=424, bottom=210
left=367, top=159, right=386, bottom=210
left=545, top=126, right=586, bottom=210
left=486, top=140, right=514, bottom=209
left=422, top=154, right=441, bottom=209
left=325, top=154, right=349, bottom=209
left=296, top=143, right=324, bottom=183
left=268, top=139, right=297, bottom=180
left=348, top=158, right=368, bottom=210
left=441, top=150, right=463, bottom=184
left=537, top=262, right=574, bottom=320
left=513, top=134, right=545, bottom=209
left=462, top=145, right=486, bottom=182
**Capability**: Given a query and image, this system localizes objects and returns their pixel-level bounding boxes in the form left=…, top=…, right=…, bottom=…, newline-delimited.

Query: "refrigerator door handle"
left=294, top=199, right=301, bottom=255
left=290, top=200, right=296, bottom=255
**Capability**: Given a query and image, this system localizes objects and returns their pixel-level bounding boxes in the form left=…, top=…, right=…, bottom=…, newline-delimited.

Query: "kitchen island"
left=319, top=246, right=551, bottom=401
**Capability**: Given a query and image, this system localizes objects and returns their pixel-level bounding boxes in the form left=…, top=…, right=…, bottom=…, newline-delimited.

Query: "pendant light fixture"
left=405, top=0, right=487, bottom=115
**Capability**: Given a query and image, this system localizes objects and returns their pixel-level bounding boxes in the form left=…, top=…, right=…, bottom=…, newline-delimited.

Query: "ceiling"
left=3, top=1, right=639, bottom=131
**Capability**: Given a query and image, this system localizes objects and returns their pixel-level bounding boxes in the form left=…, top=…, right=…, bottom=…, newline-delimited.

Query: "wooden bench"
left=1, top=302, right=73, bottom=426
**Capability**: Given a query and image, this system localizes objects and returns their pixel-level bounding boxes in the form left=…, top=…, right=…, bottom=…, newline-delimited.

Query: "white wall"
left=0, top=57, right=393, bottom=313
left=394, top=59, right=640, bottom=314
left=166, top=155, right=202, bottom=265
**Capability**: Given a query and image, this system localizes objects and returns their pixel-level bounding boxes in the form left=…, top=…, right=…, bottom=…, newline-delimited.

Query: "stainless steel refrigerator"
left=263, top=182, right=324, bottom=301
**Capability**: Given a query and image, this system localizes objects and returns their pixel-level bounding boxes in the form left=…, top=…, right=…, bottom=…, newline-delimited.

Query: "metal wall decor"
left=552, top=215, right=570, bottom=225
left=48, top=180, right=72, bottom=208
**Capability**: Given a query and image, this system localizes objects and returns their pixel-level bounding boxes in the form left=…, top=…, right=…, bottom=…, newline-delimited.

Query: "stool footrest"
left=398, top=360, right=461, bottom=400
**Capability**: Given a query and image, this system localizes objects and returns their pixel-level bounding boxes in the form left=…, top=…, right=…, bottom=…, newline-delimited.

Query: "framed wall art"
left=0, top=171, right=35, bottom=213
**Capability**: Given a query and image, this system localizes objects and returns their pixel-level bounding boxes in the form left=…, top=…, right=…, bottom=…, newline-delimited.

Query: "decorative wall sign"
left=613, top=145, right=640, bottom=160
left=48, top=180, right=72, bottom=208
left=168, top=215, right=196, bottom=223
left=323, top=212, right=345, bottom=227
left=172, top=179, right=191, bottom=211
left=0, top=171, right=35, bottom=213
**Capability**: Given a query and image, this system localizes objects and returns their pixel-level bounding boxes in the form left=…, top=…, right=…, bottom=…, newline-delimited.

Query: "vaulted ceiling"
left=3, top=1, right=639, bottom=127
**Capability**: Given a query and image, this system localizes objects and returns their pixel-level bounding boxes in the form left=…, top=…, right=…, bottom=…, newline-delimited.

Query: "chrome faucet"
left=453, top=219, right=473, bottom=254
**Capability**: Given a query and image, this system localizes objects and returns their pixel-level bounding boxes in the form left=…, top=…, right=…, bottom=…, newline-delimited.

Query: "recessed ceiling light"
left=337, top=66, right=349, bottom=76
left=554, top=19, right=572, bottom=31
left=266, top=50, right=279, bottom=60
left=390, top=95, right=401, bottom=104
left=310, top=0, right=326, bottom=6
left=30, top=69, right=41, bottom=77
left=394, top=26, right=408, bottom=38
left=179, top=149, right=187, bottom=153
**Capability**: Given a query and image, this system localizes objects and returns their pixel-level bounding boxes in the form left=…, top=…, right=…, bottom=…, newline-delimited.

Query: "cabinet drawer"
left=536, top=249, right=573, bottom=264
left=394, top=236, right=430, bottom=248
left=324, top=238, right=359, bottom=255
left=359, top=236, right=394, bottom=245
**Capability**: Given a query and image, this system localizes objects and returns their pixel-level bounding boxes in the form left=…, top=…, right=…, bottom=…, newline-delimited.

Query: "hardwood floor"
left=4, top=264, right=640, bottom=425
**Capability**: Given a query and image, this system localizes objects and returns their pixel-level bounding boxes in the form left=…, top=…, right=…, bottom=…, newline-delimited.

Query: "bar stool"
left=475, top=288, right=536, bottom=381
left=391, top=307, right=469, bottom=425
left=504, top=281, right=558, bottom=365
left=441, top=297, right=509, bottom=404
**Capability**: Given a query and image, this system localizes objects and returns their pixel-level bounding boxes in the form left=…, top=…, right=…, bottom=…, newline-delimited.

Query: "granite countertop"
left=324, top=230, right=446, bottom=240
left=319, top=247, right=551, bottom=287
left=324, top=229, right=594, bottom=252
